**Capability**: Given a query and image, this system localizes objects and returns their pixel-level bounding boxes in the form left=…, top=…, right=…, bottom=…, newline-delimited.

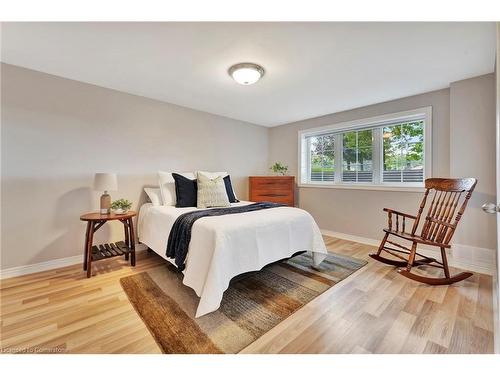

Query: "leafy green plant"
left=111, top=199, right=132, bottom=211
left=383, top=121, right=424, bottom=170
left=270, top=162, right=289, bottom=176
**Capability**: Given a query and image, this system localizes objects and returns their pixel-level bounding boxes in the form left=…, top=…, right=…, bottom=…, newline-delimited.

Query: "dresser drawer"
left=250, top=188, right=290, bottom=197
left=250, top=177, right=294, bottom=190
left=252, top=194, right=293, bottom=206
left=251, top=192, right=292, bottom=201
left=248, top=176, right=295, bottom=207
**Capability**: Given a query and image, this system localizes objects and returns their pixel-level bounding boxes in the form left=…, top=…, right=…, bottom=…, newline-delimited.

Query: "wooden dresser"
left=249, top=176, right=295, bottom=207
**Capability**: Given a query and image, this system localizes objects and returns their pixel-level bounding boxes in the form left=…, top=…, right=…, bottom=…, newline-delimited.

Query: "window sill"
left=297, top=183, right=426, bottom=193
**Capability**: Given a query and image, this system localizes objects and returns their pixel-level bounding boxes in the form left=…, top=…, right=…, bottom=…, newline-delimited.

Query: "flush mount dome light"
left=228, top=63, right=265, bottom=85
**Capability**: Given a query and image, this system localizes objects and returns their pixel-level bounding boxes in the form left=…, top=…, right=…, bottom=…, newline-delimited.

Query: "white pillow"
left=197, top=172, right=230, bottom=208
left=196, top=171, right=238, bottom=201
left=144, top=187, right=162, bottom=206
left=158, top=171, right=196, bottom=206
left=196, top=170, right=228, bottom=179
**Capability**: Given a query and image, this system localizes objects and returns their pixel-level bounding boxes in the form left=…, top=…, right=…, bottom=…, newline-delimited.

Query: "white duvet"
left=137, top=201, right=327, bottom=317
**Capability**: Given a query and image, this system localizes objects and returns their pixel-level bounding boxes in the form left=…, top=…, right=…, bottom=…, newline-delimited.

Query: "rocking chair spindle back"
left=369, top=178, right=477, bottom=285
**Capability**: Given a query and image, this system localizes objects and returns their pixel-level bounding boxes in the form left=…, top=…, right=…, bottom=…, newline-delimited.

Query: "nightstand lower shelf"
left=80, top=211, right=137, bottom=278
left=91, top=241, right=131, bottom=261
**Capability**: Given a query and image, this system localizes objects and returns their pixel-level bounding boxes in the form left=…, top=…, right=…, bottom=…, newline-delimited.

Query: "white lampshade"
left=94, top=173, right=117, bottom=192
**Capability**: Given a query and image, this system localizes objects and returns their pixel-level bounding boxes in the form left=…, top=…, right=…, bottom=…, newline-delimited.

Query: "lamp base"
left=100, top=192, right=111, bottom=214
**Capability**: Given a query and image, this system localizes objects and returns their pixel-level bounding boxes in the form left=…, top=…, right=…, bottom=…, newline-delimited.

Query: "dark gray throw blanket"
left=166, top=202, right=285, bottom=271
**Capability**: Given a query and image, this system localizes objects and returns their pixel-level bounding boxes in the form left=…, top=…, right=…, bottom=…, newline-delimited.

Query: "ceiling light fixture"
left=228, top=63, right=265, bottom=85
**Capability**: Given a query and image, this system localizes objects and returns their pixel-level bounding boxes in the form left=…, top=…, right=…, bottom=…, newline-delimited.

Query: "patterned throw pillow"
left=197, top=172, right=230, bottom=208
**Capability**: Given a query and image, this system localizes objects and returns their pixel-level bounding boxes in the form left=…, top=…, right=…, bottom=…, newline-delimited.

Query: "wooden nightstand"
left=80, top=211, right=137, bottom=278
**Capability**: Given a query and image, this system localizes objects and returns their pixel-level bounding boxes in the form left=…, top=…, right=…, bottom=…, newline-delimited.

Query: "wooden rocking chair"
left=369, top=178, right=477, bottom=285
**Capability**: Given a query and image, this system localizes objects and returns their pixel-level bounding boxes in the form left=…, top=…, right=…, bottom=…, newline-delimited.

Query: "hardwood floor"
left=0, top=236, right=494, bottom=354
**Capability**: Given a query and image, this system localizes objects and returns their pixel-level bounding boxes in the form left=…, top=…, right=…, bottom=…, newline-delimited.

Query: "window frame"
left=298, top=107, right=432, bottom=192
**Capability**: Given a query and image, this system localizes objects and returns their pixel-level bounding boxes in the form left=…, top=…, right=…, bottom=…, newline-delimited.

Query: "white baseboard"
left=321, top=229, right=380, bottom=247
left=0, top=244, right=148, bottom=280
left=0, top=255, right=83, bottom=280
left=321, top=229, right=496, bottom=276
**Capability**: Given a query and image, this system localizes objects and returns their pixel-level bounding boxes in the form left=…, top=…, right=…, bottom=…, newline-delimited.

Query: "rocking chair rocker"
left=369, top=178, right=477, bottom=285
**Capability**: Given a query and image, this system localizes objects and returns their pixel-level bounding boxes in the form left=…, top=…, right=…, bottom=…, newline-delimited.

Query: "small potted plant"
left=111, top=199, right=132, bottom=214
left=270, top=162, right=289, bottom=176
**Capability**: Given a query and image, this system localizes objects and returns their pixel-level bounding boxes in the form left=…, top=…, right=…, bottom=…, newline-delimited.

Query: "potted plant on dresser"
left=249, top=162, right=295, bottom=207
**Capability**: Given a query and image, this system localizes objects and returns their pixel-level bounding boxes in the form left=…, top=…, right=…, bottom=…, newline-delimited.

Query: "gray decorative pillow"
left=197, top=172, right=230, bottom=208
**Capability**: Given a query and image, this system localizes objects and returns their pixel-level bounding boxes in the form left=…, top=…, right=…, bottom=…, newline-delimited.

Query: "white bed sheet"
left=137, top=201, right=327, bottom=317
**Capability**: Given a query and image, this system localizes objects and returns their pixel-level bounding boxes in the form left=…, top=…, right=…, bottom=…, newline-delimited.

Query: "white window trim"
left=297, top=106, right=432, bottom=191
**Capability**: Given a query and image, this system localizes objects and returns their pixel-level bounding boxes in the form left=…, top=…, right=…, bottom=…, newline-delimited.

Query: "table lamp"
left=94, top=173, right=118, bottom=214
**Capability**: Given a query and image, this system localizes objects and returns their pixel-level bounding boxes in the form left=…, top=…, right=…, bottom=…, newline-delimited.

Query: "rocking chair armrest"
left=384, top=208, right=417, bottom=233
left=383, top=208, right=417, bottom=220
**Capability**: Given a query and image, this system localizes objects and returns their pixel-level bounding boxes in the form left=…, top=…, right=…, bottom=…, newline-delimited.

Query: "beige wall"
left=269, top=75, right=496, bottom=251
left=450, top=74, right=497, bottom=250
left=1, top=64, right=269, bottom=270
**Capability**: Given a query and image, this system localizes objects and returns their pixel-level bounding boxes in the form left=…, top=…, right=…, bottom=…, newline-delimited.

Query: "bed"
left=138, top=201, right=328, bottom=317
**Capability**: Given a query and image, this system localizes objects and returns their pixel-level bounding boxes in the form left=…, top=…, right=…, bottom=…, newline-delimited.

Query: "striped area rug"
left=120, top=252, right=367, bottom=353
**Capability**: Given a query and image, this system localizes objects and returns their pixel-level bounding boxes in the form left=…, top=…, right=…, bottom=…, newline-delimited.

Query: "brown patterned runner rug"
left=120, top=252, right=367, bottom=353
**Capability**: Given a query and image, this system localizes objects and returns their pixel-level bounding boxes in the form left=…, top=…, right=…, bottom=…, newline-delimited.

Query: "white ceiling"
left=1, top=22, right=496, bottom=127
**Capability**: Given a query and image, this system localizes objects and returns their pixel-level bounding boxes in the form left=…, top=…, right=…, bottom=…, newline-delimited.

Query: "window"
left=383, top=121, right=424, bottom=183
left=299, top=107, right=432, bottom=189
left=342, top=129, right=373, bottom=183
left=309, top=134, right=335, bottom=182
